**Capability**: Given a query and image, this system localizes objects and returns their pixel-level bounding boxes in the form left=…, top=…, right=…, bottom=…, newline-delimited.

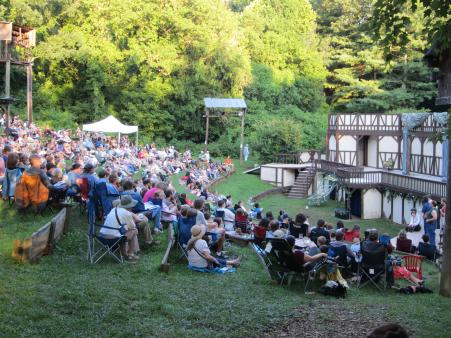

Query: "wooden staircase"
left=288, top=166, right=316, bottom=199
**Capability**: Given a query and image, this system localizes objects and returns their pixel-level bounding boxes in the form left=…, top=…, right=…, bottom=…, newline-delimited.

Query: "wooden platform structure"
left=0, top=21, right=35, bottom=126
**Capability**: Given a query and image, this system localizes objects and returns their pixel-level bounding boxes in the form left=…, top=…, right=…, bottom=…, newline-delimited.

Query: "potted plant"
left=382, top=158, right=395, bottom=170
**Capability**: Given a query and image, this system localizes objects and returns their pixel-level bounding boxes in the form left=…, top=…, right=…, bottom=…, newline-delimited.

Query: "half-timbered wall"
left=410, top=137, right=443, bottom=176
left=336, top=135, right=356, bottom=165
left=327, top=113, right=446, bottom=176
left=378, top=136, right=401, bottom=169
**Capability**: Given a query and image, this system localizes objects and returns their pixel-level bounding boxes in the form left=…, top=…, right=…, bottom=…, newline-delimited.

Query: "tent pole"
left=204, top=109, right=209, bottom=151
left=240, top=109, right=245, bottom=164
left=118, top=132, right=121, bottom=146
left=136, top=130, right=138, bottom=147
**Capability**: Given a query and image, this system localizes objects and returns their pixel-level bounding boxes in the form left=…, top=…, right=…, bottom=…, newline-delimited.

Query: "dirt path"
left=258, top=299, right=403, bottom=338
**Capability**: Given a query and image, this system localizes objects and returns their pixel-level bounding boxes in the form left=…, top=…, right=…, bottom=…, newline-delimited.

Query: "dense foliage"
left=0, top=0, right=438, bottom=160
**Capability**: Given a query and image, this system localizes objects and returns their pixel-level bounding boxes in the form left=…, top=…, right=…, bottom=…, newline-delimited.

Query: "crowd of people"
left=0, top=116, right=235, bottom=262
left=0, top=115, right=445, bottom=284
left=247, top=197, right=447, bottom=288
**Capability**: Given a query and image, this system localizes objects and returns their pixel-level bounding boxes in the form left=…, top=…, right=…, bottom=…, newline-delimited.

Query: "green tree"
left=250, top=118, right=303, bottom=163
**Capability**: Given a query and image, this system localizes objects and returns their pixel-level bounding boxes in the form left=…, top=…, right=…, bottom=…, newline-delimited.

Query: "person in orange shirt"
left=224, top=156, right=232, bottom=166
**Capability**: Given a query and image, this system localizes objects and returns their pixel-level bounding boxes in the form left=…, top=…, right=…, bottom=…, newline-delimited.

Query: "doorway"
left=350, top=190, right=362, bottom=218
left=357, top=136, right=369, bottom=167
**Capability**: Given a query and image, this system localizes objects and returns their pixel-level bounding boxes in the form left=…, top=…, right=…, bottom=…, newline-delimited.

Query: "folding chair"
left=87, top=221, right=126, bottom=264
left=175, top=215, right=196, bottom=262
left=396, top=238, right=413, bottom=253
left=251, top=242, right=274, bottom=281
left=266, top=237, right=307, bottom=287
left=402, top=254, right=423, bottom=281
left=328, top=244, right=348, bottom=270
left=358, top=241, right=388, bottom=291
left=78, top=177, right=89, bottom=215
left=94, top=181, right=120, bottom=219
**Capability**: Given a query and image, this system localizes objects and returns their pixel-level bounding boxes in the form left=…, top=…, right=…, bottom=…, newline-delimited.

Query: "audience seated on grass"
left=100, top=196, right=141, bottom=263
left=358, top=229, right=390, bottom=290
left=405, top=208, right=421, bottom=232
left=308, top=236, right=327, bottom=256
left=187, top=225, right=241, bottom=270
left=289, top=213, right=309, bottom=238
left=309, top=219, right=330, bottom=244
left=343, top=224, right=360, bottom=242
left=328, top=231, right=355, bottom=272
left=285, top=235, right=327, bottom=270
left=2, top=152, right=23, bottom=202
left=417, top=234, right=437, bottom=261
left=215, top=199, right=235, bottom=231
left=15, top=154, right=51, bottom=212
left=396, top=230, right=415, bottom=253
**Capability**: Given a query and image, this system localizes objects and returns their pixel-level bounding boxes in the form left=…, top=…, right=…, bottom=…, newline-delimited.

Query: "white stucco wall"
left=362, top=189, right=382, bottom=219
left=382, top=193, right=391, bottom=219
left=283, top=169, right=295, bottom=187
left=411, top=137, right=422, bottom=155
left=261, top=167, right=276, bottom=183
left=392, top=196, right=403, bottom=224
left=339, top=135, right=356, bottom=151
left=379, top=136, right=398, bottom=152
left=329, top=135, right=336, bottom=151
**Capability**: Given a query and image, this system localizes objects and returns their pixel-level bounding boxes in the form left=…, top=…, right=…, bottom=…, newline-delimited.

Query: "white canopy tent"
left=82, top=115, right=138, bottom=144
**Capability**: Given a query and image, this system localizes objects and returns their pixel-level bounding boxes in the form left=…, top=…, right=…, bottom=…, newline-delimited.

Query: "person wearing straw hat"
left=101, top=195, right=141, bottom=262
left=187, top=224, right=241, bottom=269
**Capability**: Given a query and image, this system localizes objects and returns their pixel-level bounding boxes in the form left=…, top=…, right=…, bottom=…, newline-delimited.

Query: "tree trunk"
left=440, top=114, right=451, bottom=296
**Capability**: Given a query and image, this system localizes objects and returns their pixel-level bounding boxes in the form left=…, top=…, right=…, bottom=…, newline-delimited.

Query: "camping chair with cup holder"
left=358, top=241, right=388, bottom=291
left=87, top=217, right=126, bottom=264
left=175, top=214, right=197, bottom=262
left=327, top=243, right=350, bottom=275
left=266, top=237, right=315, bottom=289
left=94, top=181, right=120, bottom=220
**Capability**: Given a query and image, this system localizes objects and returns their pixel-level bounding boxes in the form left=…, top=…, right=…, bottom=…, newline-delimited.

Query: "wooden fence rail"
left=11, top=208, right=70, bottom=263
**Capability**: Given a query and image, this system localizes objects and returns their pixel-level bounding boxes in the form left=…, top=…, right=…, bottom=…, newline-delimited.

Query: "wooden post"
left=239, top=110, right=245, bottom=164
left=4, top=40, right=10, bottom=127
left=27, top=62, right=33, bottom=123
left=440, top=113, right=451, bottom=297
left=204, top=110, right=209, bottom=151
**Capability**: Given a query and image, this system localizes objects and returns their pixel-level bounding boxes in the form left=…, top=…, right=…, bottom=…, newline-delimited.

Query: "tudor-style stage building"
left=260, top=112, right=448, bottom=225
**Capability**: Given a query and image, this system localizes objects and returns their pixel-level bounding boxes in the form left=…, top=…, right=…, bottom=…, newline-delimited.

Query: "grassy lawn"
left=0, top=201, right=54, bottom=257
left=0, top=160, right=450, bottom=337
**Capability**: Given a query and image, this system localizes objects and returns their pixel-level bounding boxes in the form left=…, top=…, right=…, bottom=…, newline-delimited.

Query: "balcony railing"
left=273, top=150, right=321, bottom=164
left=315, top=159, right=446, bottom=199
left=381, top=172, right=446, bottom=199
left=410, top=154, right=442, bottom=177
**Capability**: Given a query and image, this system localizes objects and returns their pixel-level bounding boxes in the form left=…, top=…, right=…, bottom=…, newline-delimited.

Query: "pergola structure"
left=203, top=98, right=247, bottom=163
left=0, top=22, right=36, bottom=126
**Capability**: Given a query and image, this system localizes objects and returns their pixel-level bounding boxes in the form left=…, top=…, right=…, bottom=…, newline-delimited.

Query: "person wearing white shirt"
left=405, top=208, right=421, bottom=232
left=216, top=199, right=235, bottom=231
left=100, top=196, right=140, bottom=261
